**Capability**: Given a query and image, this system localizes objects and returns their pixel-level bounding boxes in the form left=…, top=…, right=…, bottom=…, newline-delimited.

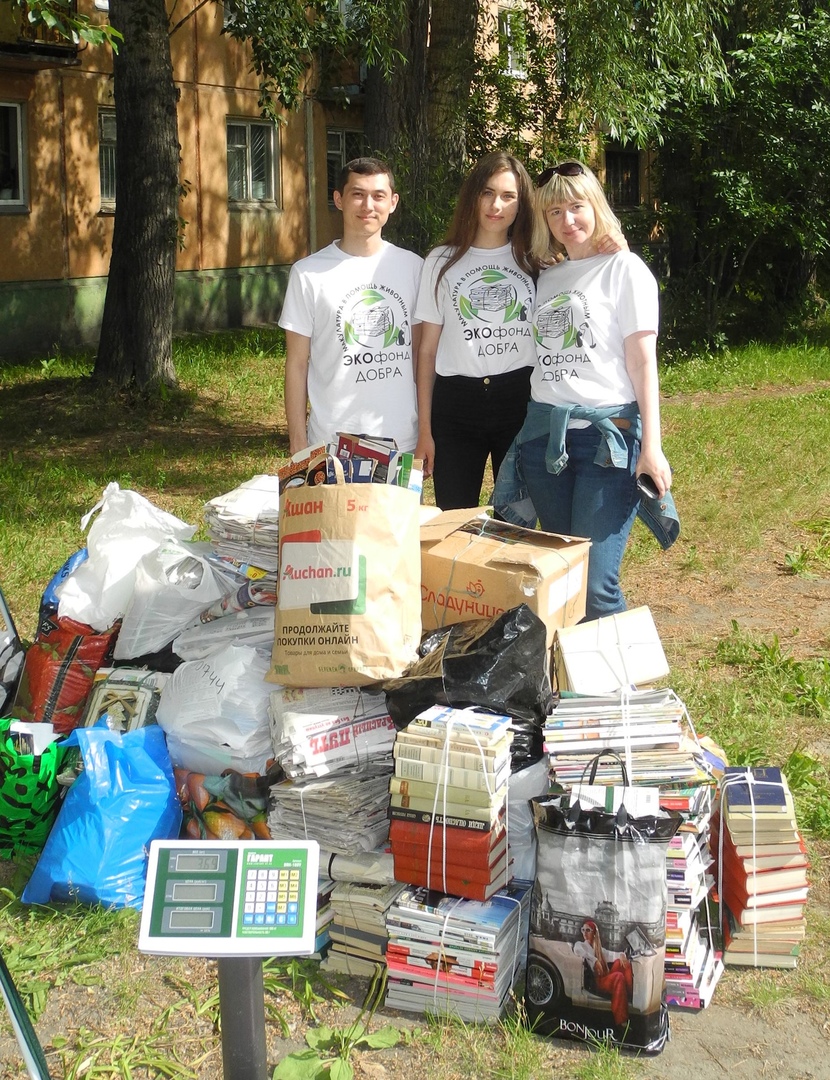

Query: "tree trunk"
left=425, top=0, right=478, bottom=186
left=94, top=0, right=179, bottom=390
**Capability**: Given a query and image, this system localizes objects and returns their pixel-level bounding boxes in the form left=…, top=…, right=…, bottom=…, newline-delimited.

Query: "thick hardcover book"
left=388, top=817, right=505, bottom=850
left=390, top=832, right=507, bottom=871
left=723, top=766, right=791, bottom=813
left=393, top=752, right=510, bottom=790
left=392, top=865, right=510, bottom=902
left=389, top=803, right=504, bottom=832
left=393, top=845, right=508, bottom=884
left=407, top=706, right=512, bottom=744
left=389, top=774, right=506, bottom=808
left=394, top=730, right=511, bottom=765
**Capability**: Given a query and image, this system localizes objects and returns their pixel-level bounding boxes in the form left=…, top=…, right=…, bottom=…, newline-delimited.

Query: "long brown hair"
left=435, top=153, right=538, bottom=293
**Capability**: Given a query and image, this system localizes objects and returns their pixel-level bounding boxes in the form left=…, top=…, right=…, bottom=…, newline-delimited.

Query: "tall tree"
left=95, top=0, right=179, bottom=389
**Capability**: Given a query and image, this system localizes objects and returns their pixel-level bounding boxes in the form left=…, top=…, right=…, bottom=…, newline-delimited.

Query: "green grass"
left=1, top=328, right=830, bottom=1077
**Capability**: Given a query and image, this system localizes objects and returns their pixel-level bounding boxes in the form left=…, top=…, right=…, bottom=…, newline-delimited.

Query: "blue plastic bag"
left=22, top=723, right=182, bottom=909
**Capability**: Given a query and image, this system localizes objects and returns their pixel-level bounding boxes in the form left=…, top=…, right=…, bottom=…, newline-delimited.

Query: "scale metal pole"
left=217, top=956, right=268, bottom=1080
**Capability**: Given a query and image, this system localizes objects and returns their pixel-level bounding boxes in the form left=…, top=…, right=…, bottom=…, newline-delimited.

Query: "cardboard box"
left=420, top=510, right=590, bottom=647
left=553, top=605, right=670, bottom=693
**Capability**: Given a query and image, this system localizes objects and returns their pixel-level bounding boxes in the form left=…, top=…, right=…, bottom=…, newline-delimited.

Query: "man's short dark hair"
left=336, top=156, right=396, bottom=196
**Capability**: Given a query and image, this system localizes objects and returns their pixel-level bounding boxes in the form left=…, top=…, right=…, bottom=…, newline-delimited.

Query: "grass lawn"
left=0, top=328, right=829, bottom=1079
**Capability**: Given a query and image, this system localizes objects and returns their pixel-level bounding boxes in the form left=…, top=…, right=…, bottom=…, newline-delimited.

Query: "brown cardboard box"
left=420, top=509, right=591, bottom=648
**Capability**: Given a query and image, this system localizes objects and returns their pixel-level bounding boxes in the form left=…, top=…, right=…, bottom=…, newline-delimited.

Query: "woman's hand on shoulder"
left=596, top=230, right=629, bottom=256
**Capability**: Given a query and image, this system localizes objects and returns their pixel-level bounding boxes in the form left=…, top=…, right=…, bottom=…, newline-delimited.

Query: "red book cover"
left=393, top=848, right=509, bottom=887
left=391, top=864, right=510, bottom=902
left=390, top=835, right=507, bottom=872
left=388, top=817, right=505, bottom=850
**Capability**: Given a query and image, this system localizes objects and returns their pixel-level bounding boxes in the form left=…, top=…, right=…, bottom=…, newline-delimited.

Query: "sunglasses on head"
left=536, top=162, right=585, bottom=186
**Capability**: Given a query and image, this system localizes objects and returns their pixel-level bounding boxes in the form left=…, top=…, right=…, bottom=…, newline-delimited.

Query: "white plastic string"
left=431, top=896, right=464, bottom=1005
left=611, top=614, right=635, bottom=781
left=297, top=783, right=310, bottom=840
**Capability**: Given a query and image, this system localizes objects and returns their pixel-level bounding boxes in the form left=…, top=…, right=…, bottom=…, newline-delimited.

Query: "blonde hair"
left=531, top=161, right=621, bottom=264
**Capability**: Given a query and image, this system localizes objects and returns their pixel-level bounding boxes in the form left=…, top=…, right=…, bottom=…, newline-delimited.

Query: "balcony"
left=0, top=1, right=80, bottom=70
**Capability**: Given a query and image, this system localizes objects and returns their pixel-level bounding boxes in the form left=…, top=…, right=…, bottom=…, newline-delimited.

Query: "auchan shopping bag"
left=526, top=752, right=681, bottom=1054
left=268, top=461, right=421, bottom=687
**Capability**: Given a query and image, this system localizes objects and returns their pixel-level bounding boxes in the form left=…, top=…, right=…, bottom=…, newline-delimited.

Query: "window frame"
left=0, top=101, right=27, bottom=213
left=325, top=128, right=365, bottom=203
left=226, top=117, right=280, bottom=207
left=604, top=146, right=641, bottom=209
left=498, top=5, right=527, bottom=79
left=98, top=106, right=117, bottom=212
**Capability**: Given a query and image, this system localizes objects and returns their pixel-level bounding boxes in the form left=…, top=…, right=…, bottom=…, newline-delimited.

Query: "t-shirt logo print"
left=343, top=289, right=407, bottom=348
left=535, top=293, right=595, bottom=349
left=458, top=270, right=528, bottom=324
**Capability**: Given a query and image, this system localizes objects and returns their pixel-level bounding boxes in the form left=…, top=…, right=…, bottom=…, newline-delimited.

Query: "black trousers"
left=431, top=367, right=532, bottom=510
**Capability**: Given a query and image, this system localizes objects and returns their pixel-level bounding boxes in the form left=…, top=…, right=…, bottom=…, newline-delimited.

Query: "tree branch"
left=168, top=0, right=214, bottom=38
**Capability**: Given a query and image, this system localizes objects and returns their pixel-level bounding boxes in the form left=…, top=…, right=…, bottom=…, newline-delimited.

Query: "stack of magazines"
left=544, top=689, right=704, bottom=785
left=384, top=881, right=532, bottom=1021
left=320, top=880, right=406, bottom=977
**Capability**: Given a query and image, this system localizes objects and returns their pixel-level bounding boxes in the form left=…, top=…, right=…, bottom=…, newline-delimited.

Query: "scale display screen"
left=174, top=853, right=221, bottom=873
left=139, top=840, right=320, bottom=958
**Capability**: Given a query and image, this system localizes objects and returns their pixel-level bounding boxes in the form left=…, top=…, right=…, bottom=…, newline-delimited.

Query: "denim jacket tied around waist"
left=492, top=398, right=681, bottom=550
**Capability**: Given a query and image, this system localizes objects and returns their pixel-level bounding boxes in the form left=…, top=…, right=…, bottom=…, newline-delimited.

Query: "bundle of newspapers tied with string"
left=201, top=475, right=280, bottom=619
left=266, top=686, right=398, bottom=855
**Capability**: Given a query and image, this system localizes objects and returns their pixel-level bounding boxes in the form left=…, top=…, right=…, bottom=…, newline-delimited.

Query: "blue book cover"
left=724, top=766, right=789, bottom=812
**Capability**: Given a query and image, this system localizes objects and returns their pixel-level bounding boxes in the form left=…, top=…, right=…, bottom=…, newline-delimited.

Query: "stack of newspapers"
left=202, top=475, right=281, bottom=588
left=385, top=880, right=532, bottom=1021
left=268, top=686, right=397, bottom=779
left=267, top=763, right=394, bottom=856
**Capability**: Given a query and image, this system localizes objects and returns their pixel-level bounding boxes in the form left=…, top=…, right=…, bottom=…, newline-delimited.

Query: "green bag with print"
left=0, top=718, right=68, bottom=858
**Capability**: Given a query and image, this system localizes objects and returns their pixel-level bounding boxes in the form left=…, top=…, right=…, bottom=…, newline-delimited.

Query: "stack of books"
left=713, top=766, right=809, bottom=968
left=544, top=690, right=705, bottom=786
left=319, top=880, right=406, bottom=977
left=384, top=880, right=532, bottom=1021
left=662, top=782, right=723, bottom=1009
left=312, top=872, right=336, bottom=960
left=388, top=707, right=512, bottom=900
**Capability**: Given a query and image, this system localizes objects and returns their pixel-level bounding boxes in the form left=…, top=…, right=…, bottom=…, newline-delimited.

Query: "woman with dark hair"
left=414, top=152, right=539, bottom=509
left=573, top=920, right=633, bottom=1026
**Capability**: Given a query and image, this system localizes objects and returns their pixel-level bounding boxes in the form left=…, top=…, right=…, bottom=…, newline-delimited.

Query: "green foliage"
left=658, top=5, right=830, bottom=341
left=222, top=0, right=407, bottom=117
left=272, top=966, right=401, bottom=1080
left=4, top=0, right=122, bottom=49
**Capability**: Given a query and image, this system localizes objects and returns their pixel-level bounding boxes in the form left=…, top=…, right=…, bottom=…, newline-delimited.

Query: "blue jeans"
left=519, top=426, right=640, bottom=620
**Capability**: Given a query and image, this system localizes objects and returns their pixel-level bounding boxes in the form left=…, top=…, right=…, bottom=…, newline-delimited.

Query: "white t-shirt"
left=279, top=240, right=423, bottom=451
left=530, top=251, right=659, bottom=408
left=415, top=243, right=536, bottom=378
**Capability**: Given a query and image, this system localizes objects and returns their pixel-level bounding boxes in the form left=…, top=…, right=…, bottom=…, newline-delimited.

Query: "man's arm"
left=284, top=330, right=312, bottom=456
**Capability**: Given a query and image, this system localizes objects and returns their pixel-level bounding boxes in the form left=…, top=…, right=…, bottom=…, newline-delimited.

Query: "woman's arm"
left=414, top=321, right=442, bottom=477
left=624, top=330, right=672, bottom=497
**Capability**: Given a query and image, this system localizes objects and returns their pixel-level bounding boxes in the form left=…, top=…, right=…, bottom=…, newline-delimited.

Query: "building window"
left=605, top=147, right=641, bottom=208
left=0, top=103, right=25, bottom=207
left=498, top=6, right=527, bottom=78
left=326, top=129, right=365, bottom=201
left=227, top=120, right=279, bottom=204
left=98, top=107, right=117, bottom=209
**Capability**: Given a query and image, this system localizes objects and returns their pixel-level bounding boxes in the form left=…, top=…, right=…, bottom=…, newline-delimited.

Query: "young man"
left=280, top=158, right=423, bottom=455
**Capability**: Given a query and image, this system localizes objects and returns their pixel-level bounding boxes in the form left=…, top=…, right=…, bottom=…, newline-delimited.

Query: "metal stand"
left=217, top=957, right=268, bottom=1080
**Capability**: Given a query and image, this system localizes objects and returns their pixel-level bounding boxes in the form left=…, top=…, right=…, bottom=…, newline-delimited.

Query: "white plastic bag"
left=156, top=644, right=273, bottom=773
left=57, top=483, right=195, bottom=631
left=173, top=606, right=275, bottom=661
left=114, top=541, right=235, bottom=660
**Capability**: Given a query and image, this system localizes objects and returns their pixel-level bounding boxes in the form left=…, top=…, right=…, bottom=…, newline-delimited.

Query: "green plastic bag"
left=0, top=718, right=68, bottom=858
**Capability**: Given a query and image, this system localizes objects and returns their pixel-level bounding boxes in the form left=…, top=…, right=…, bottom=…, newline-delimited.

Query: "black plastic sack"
left=383, top=604, right=555, bottom=768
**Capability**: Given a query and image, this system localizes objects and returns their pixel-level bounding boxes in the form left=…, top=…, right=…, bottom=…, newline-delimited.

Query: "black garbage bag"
left=383, top=604, right=556, bottom=768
